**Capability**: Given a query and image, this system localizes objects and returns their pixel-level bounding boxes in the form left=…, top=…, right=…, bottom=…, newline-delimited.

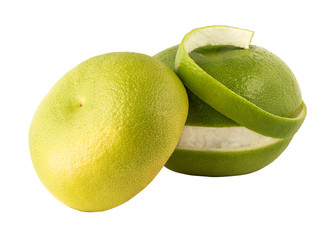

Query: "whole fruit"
left=29, top=52, right=188, bottom=211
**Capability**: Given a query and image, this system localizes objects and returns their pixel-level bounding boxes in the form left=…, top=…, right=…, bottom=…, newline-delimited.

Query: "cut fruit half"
left=175, top=25, right=306, bottom=138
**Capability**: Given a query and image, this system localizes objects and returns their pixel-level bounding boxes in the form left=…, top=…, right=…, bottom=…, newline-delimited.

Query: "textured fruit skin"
left=154, top=45, right=297, bottom=177
left=166, top=137, right=292, bottom=177
left=29, top=52, right=188, bottom=211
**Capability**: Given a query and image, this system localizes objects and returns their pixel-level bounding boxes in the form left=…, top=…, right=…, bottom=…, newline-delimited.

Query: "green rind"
left=186, top=89, right=239, bottom=127
left=165, top=136, right=292, bottom=177
left=153, top=45, right=239, bottom=128
left=175, top=26, right=306, bottom=138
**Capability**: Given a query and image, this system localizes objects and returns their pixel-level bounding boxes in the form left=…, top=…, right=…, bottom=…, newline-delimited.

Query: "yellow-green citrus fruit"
left=29, top=52, right=188, bottom=211
left=154, top=43, right=300, bottom=176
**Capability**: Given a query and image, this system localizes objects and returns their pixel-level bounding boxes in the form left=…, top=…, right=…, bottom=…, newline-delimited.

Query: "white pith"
left=176, top=126, right=279, bottom=152
left=184, top=26, right=254, bottom=53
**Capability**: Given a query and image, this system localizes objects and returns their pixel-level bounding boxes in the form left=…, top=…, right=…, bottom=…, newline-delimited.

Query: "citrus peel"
left=175, top=26, right=306, bottom=138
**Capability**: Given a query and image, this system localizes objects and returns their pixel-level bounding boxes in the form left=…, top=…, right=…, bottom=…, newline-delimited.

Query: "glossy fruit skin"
left=154, top=45, right=298, bottom=177
left=190, top=45, right=302, bottom=117
left=29, top=52, right=188, bottom=211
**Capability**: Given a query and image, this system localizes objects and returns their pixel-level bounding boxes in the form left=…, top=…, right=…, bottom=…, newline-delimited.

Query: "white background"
left=1, top=0, right=331, bottom=239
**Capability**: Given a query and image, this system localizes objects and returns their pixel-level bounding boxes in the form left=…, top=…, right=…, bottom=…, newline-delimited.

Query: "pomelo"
left=29, top=52, right=188, bottom=211
left=154, top=27, right=305, bottom=177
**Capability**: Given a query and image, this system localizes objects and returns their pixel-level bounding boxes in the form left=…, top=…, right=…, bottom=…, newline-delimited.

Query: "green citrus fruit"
left=154, top=27, right=305, bottom=176
left=29, top=52, right=188, bottom=211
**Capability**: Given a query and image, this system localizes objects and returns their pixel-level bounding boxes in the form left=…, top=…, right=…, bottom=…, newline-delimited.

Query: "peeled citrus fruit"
left=29, top=52, right=188, bottom=211
left=154, top=26, right=306, bottom=176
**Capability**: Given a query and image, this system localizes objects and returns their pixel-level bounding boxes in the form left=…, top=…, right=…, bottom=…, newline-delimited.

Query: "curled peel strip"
left=175, top=25, right=306, bottom=138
